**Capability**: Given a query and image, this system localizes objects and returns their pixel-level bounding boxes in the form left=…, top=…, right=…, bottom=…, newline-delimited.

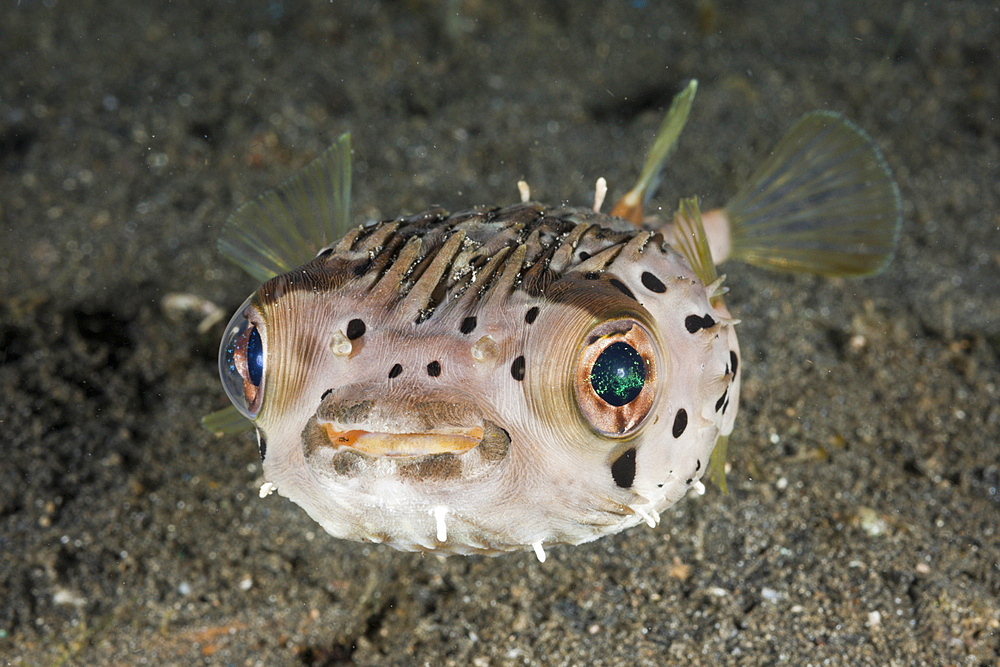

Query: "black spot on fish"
left=460, top=316, right=477, bottom=335
left=672, top=409, right=688, bottom=438
left=346, top=318, right=366, bottom=340
left=388, top=363, right=403, bottom=379
left=258, top=434, right=267, bottom=462
left=611, top=448, right=636, bottom=488
left=685, top=477, right=693, bottom=485
left=525, top=307, right=539, bottom=324
left=641, top=271, right=666, bottom=293
left=584, top=272, right=601, bottom=280
left=730, top=350, right=739, bottom=376
left=510, top=355, right=526, bottom=381
left=427, top=360, right=442, bottom=377
left=608, top=278, right=637, bottom=301
left=352, top=259, right=371, bottom=277
left=685, top=313, right=716, bottom=334
left=715, top=388, right=728, bottom=412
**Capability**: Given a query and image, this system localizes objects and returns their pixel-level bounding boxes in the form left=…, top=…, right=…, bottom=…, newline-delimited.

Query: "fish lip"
left=321, top=424, right=485, bottom=457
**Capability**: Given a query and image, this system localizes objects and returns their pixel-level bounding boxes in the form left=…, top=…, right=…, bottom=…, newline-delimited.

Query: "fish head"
left=218, top=209, right=740, bottom=556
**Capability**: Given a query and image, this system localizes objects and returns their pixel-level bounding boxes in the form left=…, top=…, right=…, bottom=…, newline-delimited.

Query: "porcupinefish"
left=204, top=81, right=901, bottom=559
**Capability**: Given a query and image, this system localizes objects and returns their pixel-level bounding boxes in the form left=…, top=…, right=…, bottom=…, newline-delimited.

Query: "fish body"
left=209, top=82, right=901, bottom=558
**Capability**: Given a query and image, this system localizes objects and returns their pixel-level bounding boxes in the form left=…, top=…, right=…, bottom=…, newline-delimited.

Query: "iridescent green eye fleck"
left=590, top=342, right=646, bottom=406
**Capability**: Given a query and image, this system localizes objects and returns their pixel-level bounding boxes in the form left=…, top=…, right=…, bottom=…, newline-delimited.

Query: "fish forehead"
left=254, top=203, right=641, bottom=307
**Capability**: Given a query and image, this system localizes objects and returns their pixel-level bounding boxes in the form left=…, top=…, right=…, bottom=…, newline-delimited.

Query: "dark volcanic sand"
left=2, top=1, right=998, bottom=665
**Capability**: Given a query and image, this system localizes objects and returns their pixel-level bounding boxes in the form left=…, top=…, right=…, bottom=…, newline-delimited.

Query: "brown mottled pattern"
left=317, top=399, right=375, bottom=424
left=475, top=421, right=511, bottom=462
left=257, top=203, right=641, bottom=316
left=399, top=453, right=463, bottom=481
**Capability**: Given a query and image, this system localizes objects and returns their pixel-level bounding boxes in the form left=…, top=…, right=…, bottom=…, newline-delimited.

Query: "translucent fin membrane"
left=708, top=435, right=729, bottom=493
left=611, top=80, right=697, bottom=223
left=725, top=112, right=901, bottom=277
left=201, top=405, right=254, bottom=434
left=672, top=197, right=719, bottom=289
left=218, top=133, right=353, bottom=282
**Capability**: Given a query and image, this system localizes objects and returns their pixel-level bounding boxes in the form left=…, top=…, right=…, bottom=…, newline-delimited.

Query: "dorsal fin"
left=611, top=80, right=697, bottom=225
left=218, top=133, right=352, bottom=282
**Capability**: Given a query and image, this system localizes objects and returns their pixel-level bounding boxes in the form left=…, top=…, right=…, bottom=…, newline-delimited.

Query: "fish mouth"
left=306, top=388, right=507, bottom=465
left=321, top=424, right=486, bottom=457
left=303, top=408, right=510, bottom=481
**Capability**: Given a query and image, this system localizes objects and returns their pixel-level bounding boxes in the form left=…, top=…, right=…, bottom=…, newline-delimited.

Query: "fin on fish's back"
left=611, top=80, right=697, bottom=224
left=724, top=112, right=902, bottom=277
left=218, top=133, right=353, bottom=282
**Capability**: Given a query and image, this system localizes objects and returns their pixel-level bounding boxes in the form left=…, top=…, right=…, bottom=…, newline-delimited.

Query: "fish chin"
left=292, top=410, right=522, bottom=555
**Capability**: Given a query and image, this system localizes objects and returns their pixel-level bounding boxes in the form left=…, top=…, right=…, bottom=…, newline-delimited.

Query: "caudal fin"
left=724, top=112, right=901, bottom=277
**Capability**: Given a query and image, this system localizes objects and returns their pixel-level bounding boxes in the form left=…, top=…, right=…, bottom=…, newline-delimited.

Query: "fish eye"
left=590, top=342, right=645, bottom=406
left=219, top=296, right=266, bottom=419
left=575, top=319, right=657, bottom=437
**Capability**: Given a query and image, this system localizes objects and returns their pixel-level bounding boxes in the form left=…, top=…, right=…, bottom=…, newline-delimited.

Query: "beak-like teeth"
left=322, top=424, right=485, bottom=457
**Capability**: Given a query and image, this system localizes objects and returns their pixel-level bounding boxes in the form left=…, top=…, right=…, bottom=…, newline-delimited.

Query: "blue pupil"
left=247, top=327, right=263, bottom=386
left=590, top=342, right=645, bottom=407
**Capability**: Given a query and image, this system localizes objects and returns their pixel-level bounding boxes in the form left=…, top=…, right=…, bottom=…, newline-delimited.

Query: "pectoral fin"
left=201, top=405, right=254, bottom=434
left=218, top=133, right=353, bottom=281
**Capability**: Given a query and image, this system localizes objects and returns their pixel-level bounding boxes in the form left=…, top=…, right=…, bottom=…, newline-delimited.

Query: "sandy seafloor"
left=1, top=1, right=998, bottom=665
